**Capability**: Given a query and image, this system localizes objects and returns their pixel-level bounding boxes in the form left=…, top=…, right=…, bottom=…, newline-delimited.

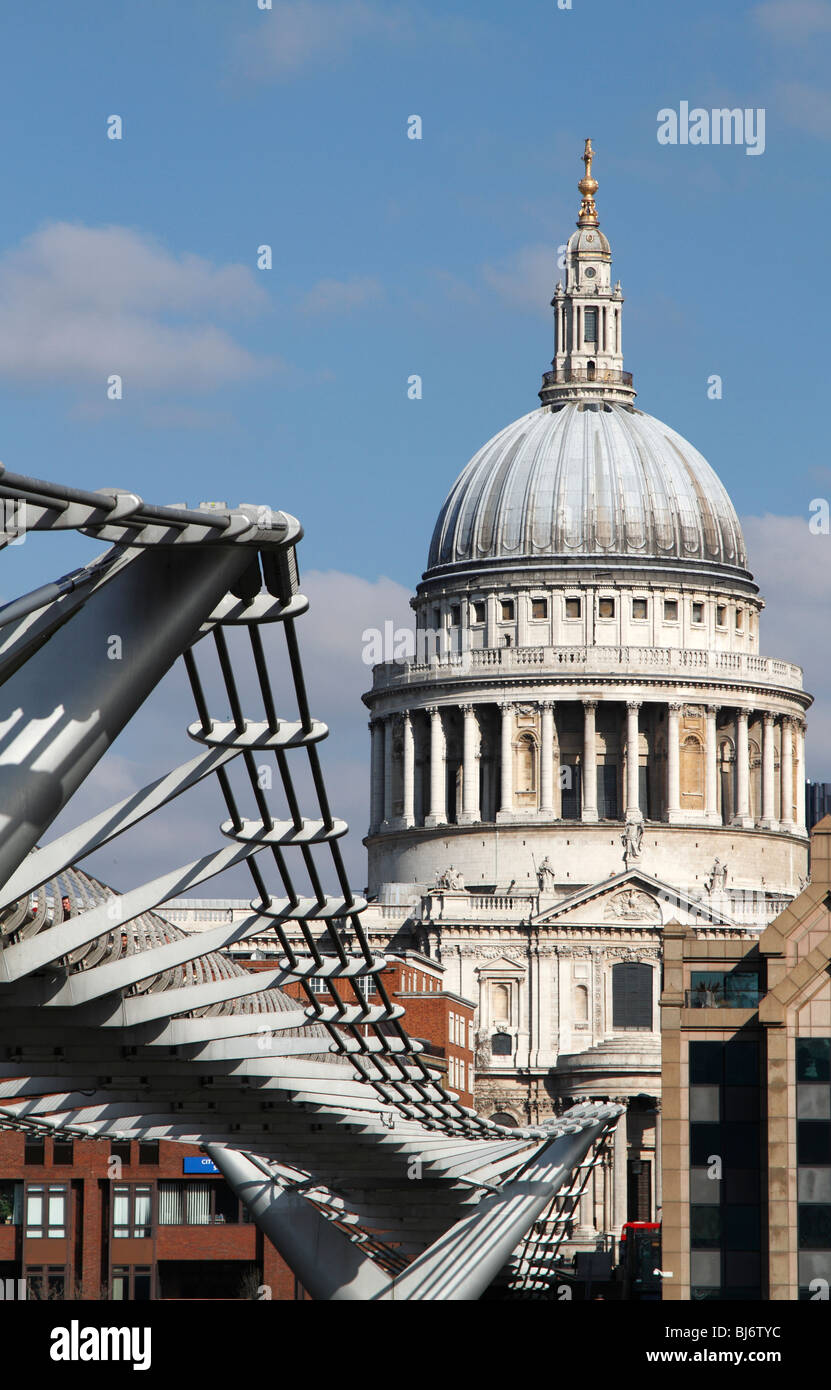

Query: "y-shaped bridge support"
left=205, top=1107, right=619, bottom=1301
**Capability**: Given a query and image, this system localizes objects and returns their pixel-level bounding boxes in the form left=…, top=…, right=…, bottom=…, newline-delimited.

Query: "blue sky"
left=2, top=0, right=831, bottom=887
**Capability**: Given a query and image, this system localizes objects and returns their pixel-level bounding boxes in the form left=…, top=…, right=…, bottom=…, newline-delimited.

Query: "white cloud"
left=774, top=80, right=831, bottom=136
left=743, top=514, right=831, bottom=778
left=0, top=222, right=278, bottom=393
left=480, top=244, right=559, bottom=315
left=232, top=1, right=412, bottom=80
left=753, top=0, right=831, bottom=40
left=60, top=569, right=412, bottom=895
left=231, top=0, right=485, bottom=82
left=297, top=275, right=384, bottom=315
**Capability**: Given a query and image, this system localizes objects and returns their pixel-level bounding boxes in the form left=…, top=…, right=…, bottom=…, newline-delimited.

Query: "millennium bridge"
left=0, top=467, right=619, bottom=1299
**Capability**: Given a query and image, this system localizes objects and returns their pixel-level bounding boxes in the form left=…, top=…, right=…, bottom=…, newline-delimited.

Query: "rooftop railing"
left=372, top=644, right=804, bottom=691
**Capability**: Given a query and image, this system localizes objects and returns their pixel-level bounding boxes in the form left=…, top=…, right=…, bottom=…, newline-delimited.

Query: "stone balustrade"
left=372, top=644, right=804, bottom=692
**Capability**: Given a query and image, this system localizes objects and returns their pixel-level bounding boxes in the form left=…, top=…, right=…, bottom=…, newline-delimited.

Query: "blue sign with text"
left=183, top=1156, right=220, bottom=1175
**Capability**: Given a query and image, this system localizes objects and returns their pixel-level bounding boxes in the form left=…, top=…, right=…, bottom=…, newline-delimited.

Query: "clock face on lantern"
left=585, top=267, right=596, bottom=278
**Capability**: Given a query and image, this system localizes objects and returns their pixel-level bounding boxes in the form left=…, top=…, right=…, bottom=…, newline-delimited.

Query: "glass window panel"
left=134, top=1270, right=151, bottom=1301
left=798, top=1205, right=831, bottom=1249
left=47, top=1190, right=65, bottom=1235
left=798, top=1122, right=831, bottom=1166
left=25, top=1189, right=43, bottom=1236
left=725, top=1206, right=761, bottom=1251
left=112, top=1269, right=127, bottom=1300
left=689, top=1042, right=723, bottom=1084
left=724, top=1041, right=759, bottom=1085
left=690, top=1123, right=721, bottom=1166
left=797, top=1039, right=831, bottom=1083
left=691, top=1205, right=721, bottom=1248
left=798, top=1168, right=831, bottom=1204
left=798, top=1087, right=831, bottom=1120
left=133, top=1187, right=152, bottom=1237
left=113, top=1187, right=130, bottom=1237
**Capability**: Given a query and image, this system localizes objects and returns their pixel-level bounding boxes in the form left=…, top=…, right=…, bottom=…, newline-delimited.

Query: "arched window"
left=490, top=1111, right=518, bottom=1128
left=490, top=982, right=510, bottom=1024
left=575, top=983, right=589, bottom=1023
left=680, top=734, right=704, bottom=809
left=515, top=734, right=537, bottom=794
left=612, top=962, right=653, bottom=1031
left=491, top=1033, right=513, bottom=1056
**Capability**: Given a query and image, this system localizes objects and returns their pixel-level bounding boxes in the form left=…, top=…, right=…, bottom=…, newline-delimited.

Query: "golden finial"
left=577, top=137, right=599, bottom=226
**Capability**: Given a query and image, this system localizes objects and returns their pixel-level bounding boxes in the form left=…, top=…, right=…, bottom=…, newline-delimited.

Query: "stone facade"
left=360, top=147, right=811, bottom=1247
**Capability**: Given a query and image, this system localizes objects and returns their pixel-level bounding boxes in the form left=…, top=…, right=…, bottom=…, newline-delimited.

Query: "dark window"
left=597, top=763, right=618, bottom=818
left=489, top=1111, right=518, bottom=1127
left=565, top=597, right=582, bottom=619
left=797, top=1038, right=831, bottom=1083
left=612, top=962, right=653, bottom=1030
left=137, top=1140, right=159, bottom=1165
left=52, top=1140, right=73, bottom=1165
left=798, top=1205, right=831, bottom=1248
left=632, top=598, right=648, bottom=620
left=725, top=1206, right=761, bottom=1250
left=692, top=601, right=705, bottom=623
left=716, top=605, right=727, bottom=627
left=26, top=1266, right=66, bottom=1301
left=531, top=598, right=548, bottom=620
left=450, top=605, right=460, bottom=627
left=584, top=308, right=598, bottom=342
left=664, top=599, right=679, bottom=621
left=690, top=1042, right=724, bottom=1085
left=112, top=1266, right=152, bottom=1301
left=472, top=601, right=486, bottom=624
left=110, top=1140, right=131, bottom=1165
left=736, top=610, right=744, bottom=631
left=798, top=1122, right=831, bottom=1165
left=500, top=600, right=515, bottom=622
left=561, top=762, right=581, bottom=819
left=598, top=596, right=615, bottom=619
left=491, top=1033, right=513, bottom=1056
left=691, top=1205, right=721, bottom=1248
left=24, top=1137, right=45, bottom=1166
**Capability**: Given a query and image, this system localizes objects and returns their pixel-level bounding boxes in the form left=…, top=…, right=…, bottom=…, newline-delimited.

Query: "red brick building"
left=0, top=953, right=475, bottom=1300
left=0, top=1130, right=299, bottom=1301
left=277, top=949, right=476, bottom=1107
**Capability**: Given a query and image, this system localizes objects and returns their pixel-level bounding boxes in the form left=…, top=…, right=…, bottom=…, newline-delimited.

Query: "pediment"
left=533, top=870, right=736, bottom=929
left=475, top=954, right=526, bottom=977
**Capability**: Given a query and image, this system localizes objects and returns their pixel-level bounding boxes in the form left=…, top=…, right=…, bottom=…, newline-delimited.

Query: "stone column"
left=795, top=720, right=807, bottom=833
left=781, top=717, right=794, bottom=830
left=498, top=702, right=514, bottom=820
left=425, top=706, right=446, bottom=827
left=705, top=704, right=719, bottom=824
left=626, top=700, right=641, bottom=820
left=369, top=718, right=384, bottom=833
left=667, top=702, right=681, bottom=822
left=735, top=708, right=753, bottom=827
left=581, top=699, right=598, bottom=822
left=613, top=1109, right=628, bottom=1236
left=540, top=701, right=555, bottom=817
left=383, top=714, right=394, bottom=826
left=761, top=712, right=777, bottom=830
left=402, top=711, right=415, bottom=827
left=654, top=1104, right=662, bottom=1219
left=460, top=704, right=480, bottom=824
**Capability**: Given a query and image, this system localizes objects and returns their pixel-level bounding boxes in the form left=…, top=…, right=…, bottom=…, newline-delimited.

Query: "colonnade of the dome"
left=369, top=697, right=808, bottom=839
